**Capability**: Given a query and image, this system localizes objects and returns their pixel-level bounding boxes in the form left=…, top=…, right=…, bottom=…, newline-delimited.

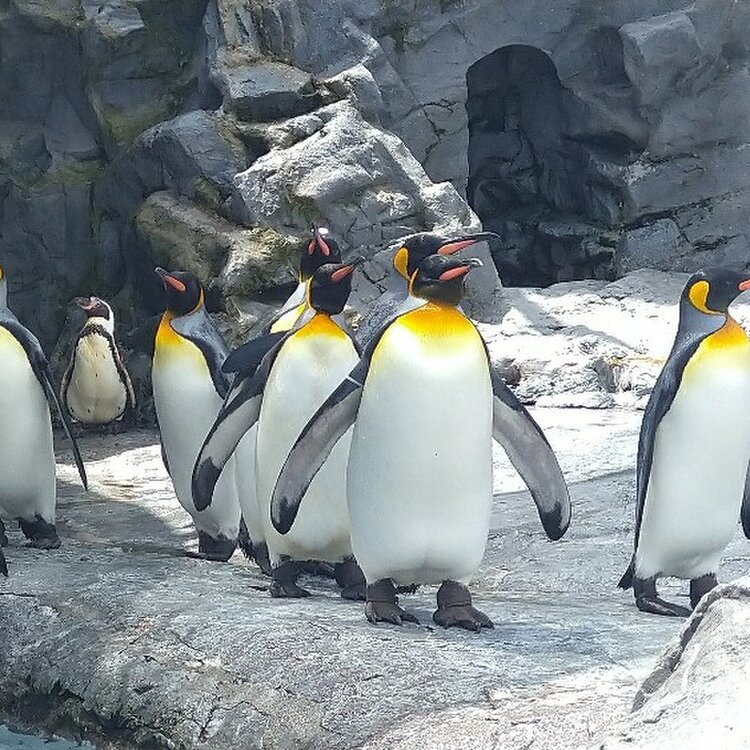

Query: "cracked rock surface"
left=1, top=406, right=749, bottom=748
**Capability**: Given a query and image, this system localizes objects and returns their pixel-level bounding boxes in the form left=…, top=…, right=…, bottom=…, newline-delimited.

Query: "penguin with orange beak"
left=152, top=268, right=242, bottom=561
left=270, top=254, right=570, bottom=629
left=355, top=230, right=498, bottom=347
left=192, top=261, right=365, bottom=598
left=620, top=268, right=750, bottom=615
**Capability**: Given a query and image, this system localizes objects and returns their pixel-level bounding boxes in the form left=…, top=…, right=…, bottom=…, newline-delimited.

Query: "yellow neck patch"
left=155, top=311, right=182, bottom=349
left=397, top=302, right=479, bottom=339
left=688, top=280, right=720, bottom=315
left=294, top=312, right=347, bottom=340
left=701, top=315, right=749, bottom=351
left=270, top=303, right=306, bottom=333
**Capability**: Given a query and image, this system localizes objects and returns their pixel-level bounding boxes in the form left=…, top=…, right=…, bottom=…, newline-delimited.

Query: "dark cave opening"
left=466, top=43, right=642, bottom=287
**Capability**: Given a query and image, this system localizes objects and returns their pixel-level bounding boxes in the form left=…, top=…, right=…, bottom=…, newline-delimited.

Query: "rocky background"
left=2, top=0, right=750, bottom=371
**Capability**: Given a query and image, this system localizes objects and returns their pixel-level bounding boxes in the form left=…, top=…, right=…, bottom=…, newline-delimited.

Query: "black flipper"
left=222, top=332, right=286, bottom=374
left=192, top=336, right=287, bottom=512
left=742, top=461, right=750, bottom=540
left=270, top=359, right=367, bottom=535
left=170, top=307, right=231, bottom=398
left=0, top=317, right=88, bottom=490
left=489, top=365, right=570, bottom=540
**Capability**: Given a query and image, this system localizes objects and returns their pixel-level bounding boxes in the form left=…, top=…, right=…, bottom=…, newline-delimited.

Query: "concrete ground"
left=1, top=408, right=747, bottom=749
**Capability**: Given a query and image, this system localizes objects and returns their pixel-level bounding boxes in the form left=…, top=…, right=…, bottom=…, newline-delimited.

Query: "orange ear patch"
left=688, top=280, right=714, bottom=314
left=393, top=247, right=409, bottom=279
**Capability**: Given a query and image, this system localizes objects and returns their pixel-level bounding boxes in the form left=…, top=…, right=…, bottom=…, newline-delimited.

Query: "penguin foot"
left=365, top=579, right=419, bottom=626
left=18, top=516, right=60, bottom=549
left=635, top=596, right=691, bottom=617
left=690, top=574, right=718, bottom=609
left=197, top=531, right=236, bottom=562
left=270, top=560, right=311, bottom=598
left=0, top=519, right=8, bottom=547
left=335, top=558, right=367, bottom=601
left=633, top=575, right=690, bottom=617
left=433, top=580, right=493, bottom=632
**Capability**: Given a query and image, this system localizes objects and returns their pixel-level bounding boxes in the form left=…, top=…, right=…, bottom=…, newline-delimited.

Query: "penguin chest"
left=66, top=333, right=127, bottom=423
left=0, top=326, right=55, bottom=517
left=256, top=324, right=359, bottom=561
left=153, top=331, right=239, bottom=537
left=638, top=327, right=750, bottom=579
left=347, top=306, right=494, bottom=585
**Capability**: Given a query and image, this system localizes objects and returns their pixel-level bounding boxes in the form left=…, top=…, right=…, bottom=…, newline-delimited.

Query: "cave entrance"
left=466, top=43, right=635, bottom=286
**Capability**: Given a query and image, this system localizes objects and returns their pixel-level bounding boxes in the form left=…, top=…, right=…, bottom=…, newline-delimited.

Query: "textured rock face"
left=3, top=0, right=749, bottom=350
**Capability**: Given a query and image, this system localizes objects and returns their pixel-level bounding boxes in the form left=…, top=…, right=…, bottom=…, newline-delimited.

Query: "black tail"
left=237, top=518, right=254, bottom=561
left=618, top=556, right=635, bottom=590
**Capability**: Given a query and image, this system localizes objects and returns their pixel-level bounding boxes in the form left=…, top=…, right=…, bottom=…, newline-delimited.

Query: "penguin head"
left=155, top=268, right=204, bottom=316
left=299, top=226, right=342, bottom=282
left=308, top=260, right=361, bottom=315
left=392, top=231, right=498, bottom=281
left=76, top=296, right=113, bottom=321
left=410, top=254, right=483, bottom=306
left=682, top=267, right=750, bottom=315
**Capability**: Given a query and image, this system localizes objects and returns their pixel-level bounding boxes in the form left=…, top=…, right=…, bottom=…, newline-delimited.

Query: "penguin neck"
left=298, top=311, right=346, bottom=339
left=85, top=315, right=114, bottom=335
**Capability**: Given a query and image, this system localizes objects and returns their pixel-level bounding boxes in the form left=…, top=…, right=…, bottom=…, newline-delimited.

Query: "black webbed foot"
left=19, top=515, right=60, bottom=550
left=335, top=558, right=366, bottom=601
left=433, top=580, right=493, bottom=632
left=634, top=575, right=690, bottom=617
left=690, top=573, right=718, bottom=609
left=365, top=579, right=419, bottom=625
left=269, top=560, right=311, bottom=598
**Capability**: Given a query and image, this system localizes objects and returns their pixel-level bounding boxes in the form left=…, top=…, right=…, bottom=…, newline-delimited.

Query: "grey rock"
left=216, top=61, right=318, bottom=122
left=615, top=218, right=686, bottom=274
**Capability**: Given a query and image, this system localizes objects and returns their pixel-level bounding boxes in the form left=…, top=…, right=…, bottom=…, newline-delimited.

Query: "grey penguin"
left=354, top=230, right=498, bottom=348
left=270, top=253, right=571, bottom=631
left=61, top=296, right=135, bottom=427
left=192, top=260, right=366, bottom=598
left=152, top=267, right=242, bottom=561
left=619, top=267, right=750, bottom=616
left=0, top=262, right=87, bottom=558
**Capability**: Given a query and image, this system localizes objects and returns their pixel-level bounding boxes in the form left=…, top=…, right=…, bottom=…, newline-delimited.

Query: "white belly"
left=347, top=313, right=494, bottom=586
left=153, top=344, right=240, bottom=540
left=637, top=350, right=750, bottom=580
left=66, top=335, right=127, bottom=423
left=0, top=326, right=56, bottom=521
left=255, top=328, right=359, bottom=563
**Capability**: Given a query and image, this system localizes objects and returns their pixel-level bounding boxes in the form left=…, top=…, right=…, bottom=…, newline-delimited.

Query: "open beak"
left=155, top=267, right=186, bottom=293
left=309, top=224, right=332, bottom=257
left=437, top=231, right=499, bottom=256
left=75, top=296, right=97, bottom=311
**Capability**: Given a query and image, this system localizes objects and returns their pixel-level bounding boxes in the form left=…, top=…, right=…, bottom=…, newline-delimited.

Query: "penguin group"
left=1, top=229, right=750, bottom=632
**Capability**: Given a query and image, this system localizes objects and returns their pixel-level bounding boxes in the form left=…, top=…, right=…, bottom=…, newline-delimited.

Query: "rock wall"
left=1, top=0, right=749, bottom=348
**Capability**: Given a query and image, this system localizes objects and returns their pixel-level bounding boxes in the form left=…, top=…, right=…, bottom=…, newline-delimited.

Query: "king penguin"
left=619, top=267, right=750, bottom=616
left=192, top=261, right=365, bottom=598
left=233, top=225, right=342, bottom=575
left=61, top=296, right=135, bottom=427
left=0, top=263, right=87, bottom=559
left=152, top=267, right=241, bottom=561
left=270, top=254, right=571, bottom=630
left=355, top=230, right=498, bottom=348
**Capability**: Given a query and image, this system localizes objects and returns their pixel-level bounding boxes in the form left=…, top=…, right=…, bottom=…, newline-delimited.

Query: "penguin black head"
left=155, top=268, right=204, bottom=316
left=410, top=254, right=483, bottom=306
left=682, top=267, right=750, bottom=316
left=308, top=260, right=360, bottom=315
left=76, top=296, right=112, bottom=321
left=392, top=230, right=498, bottom=281
left=299, top=226, right=342, bottom=282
